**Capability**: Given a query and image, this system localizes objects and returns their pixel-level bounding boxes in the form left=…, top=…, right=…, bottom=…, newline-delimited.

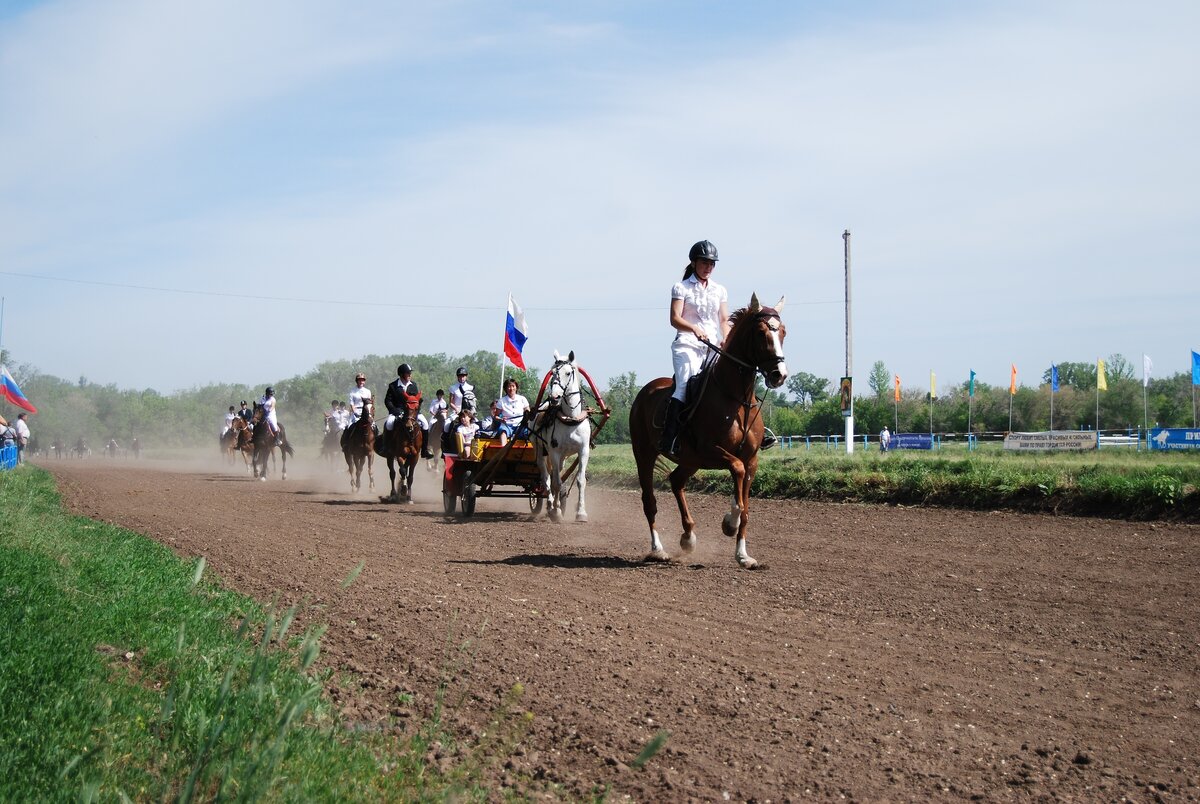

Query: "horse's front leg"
left=728, top=457, right=758, bottom=569
left=573, top=444, right=589, bottom=523
left=345, top=454, right=357, bottom=492
left=669, top=464, right=700, bottom=554
left=280, top=445, right=288, bottom=481
left=547, top=453, right=565, bottom=523
left=387, top=457, right=398, bottom=501
left=366, top=454, right=374, bottom=492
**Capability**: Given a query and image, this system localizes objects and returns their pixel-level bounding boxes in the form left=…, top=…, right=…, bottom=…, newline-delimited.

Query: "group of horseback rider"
left=219, top=238, right=766, bottom=463
left=220, top=390, right=282, bottom=447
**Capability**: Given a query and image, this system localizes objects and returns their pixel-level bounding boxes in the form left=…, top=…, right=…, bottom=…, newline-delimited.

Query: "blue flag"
left=969, top=369, right=976, bottom=397
left=1051, top=364, right=1059, bottom=392
left=1193, top=350, right=1200, bottom=385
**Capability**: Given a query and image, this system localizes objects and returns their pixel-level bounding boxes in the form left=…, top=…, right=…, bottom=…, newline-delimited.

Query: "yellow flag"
left=1097, top=358, right=1107, bottom=391
left=930, top=370, right=937, bottom=399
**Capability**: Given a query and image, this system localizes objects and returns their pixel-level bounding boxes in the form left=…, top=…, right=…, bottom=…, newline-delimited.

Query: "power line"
left=0, top=269, right=840, bottom=310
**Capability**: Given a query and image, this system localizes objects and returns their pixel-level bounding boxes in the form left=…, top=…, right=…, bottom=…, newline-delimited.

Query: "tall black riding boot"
left=659, top=398, right=684, bottom=455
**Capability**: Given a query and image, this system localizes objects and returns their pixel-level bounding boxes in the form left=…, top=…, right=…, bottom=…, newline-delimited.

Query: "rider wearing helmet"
left=662, top=240, right=730, bottom=455
left=258, top=386, right=281, bottom=445
left=448, top=366, right=476, bottom=419
left=384, top=363, right=434, bottom=458
left=347, top=373, right=374, bottom=428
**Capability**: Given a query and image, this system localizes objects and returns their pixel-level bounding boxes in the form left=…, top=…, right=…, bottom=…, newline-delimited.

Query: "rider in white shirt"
left=447, top=367, right=476, bottom=425
left=347, top=373, right=374, bottom=427
left=663, top=240, right=730, bottom=454
left=324, top=400, right=341, bottom=434
left=222, top=406, right=237, bottom=437
left=258, top=387, right=280, bottom=444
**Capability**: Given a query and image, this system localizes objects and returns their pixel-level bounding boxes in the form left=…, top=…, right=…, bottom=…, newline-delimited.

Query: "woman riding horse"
left=630, top=239, right=788, bottom=569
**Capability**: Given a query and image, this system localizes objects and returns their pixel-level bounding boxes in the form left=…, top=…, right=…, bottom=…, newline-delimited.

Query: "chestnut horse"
left=250, top=410, right=294, bottom=481
left=374, top=411, right=422, bottom=503
left=629, top=294, right=788, bottom=569
left=341, top=397, right=375, bottom=493
left=228, top=417, right=254, bottom=473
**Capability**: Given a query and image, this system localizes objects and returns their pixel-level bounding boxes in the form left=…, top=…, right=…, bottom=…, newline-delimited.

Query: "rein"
left=685, top=312, right=783, bottom=454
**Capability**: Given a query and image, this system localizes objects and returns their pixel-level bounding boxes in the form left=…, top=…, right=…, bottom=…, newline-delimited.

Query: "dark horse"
left=341, top=398, right=375, bottom=493
left=374, top=411, right=423, bottom=503
left=250, top=409, right=294, bottom=481
left=629, top=294, right=788, bottom=569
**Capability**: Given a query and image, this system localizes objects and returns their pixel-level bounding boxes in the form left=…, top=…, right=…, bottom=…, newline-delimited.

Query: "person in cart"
left=496, top=378, right=531, bottom=447
left=453, top=407, right=479, bottom=458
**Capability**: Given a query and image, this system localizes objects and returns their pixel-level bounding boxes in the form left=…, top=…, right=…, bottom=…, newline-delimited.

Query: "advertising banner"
left=1149, top=428, right=1200, bottom=451
left=892, top=433, right=933, bottom=450
left=1003, top=431, right=1098, bottom=451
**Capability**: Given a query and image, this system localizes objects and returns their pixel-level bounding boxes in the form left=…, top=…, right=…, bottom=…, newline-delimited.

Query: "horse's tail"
left=283, top=441, right=295, bottom=458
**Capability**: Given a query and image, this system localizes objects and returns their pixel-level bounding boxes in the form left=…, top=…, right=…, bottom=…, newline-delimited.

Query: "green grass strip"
left=0, top=467, right=482, bottom=802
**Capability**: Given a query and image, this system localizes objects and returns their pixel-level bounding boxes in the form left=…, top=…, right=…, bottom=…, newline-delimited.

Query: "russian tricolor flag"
left=0, top=365, right=37, bottom=414
left=504, top=295, right=528, bottom=370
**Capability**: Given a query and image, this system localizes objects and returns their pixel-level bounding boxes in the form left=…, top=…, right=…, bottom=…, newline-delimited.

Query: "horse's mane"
left=724, top=304, right=779, bottom=348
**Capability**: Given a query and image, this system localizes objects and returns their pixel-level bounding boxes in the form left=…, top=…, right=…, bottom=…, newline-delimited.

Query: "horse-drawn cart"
left=441, top=437, right=546, bottom=517
left=441, top=354, right=610, bottom=518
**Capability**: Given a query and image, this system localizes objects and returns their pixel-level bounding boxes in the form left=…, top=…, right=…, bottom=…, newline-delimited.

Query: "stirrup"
left=760, top=427, right=778, bottom=451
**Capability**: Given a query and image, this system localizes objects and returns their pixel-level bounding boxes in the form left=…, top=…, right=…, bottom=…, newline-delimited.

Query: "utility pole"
left=843, top=230, right=854, bottom=454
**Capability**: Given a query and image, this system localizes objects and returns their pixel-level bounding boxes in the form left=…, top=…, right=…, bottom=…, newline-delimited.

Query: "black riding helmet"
left=689, top=240, right=718, bottom=262
left=456, top=366, right=468, bottom=378
left=265, top=386, right=274, bottom=396
left=397, top=363, right=412, bottom=375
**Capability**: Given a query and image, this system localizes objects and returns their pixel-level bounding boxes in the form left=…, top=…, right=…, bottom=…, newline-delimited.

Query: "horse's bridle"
left=705, top=312, right=786, bottom=381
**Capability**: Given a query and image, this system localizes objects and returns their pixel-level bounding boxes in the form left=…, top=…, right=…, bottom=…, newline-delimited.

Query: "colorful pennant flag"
left=930, top=371, right=937, bottom=400
left=503, top=294, right=528, bottom=370
left=0, top=365, right=37, bottom=413
left=1192, top=350, right=1199, bottom=385
left=894, top=374, right=900, bottom=402
left=1097, top=358, right=1107, bottom=391
left=1009, top=363, right=1017, bottom=396
left=968, top=369, right=976, bottom=398
left=1143, top=354, right=1153, bottom=388
left=1051, top=364, right=1059, bottom=392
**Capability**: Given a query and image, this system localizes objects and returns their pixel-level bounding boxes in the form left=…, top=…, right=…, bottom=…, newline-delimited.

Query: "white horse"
left=534, top=350, right=591, bottom=523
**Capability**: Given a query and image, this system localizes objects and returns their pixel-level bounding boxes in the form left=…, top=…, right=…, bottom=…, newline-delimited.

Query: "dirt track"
left=40, top=454, right=1200, bottom=801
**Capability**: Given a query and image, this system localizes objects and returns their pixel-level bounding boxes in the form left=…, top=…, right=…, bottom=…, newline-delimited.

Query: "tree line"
left=4, top=350, right=1195, bottom=452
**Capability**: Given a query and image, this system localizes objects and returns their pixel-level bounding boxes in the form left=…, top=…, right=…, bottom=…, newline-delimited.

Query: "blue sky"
left=1, top=0, right=1196, bottom=396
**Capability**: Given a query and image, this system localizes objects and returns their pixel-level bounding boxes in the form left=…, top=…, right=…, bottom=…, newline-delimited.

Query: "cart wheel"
left=461, top=470, right=476, bottom=517
left=528, top=492, right=544, bottom=515
left=442, top=491, right=457, bottom=515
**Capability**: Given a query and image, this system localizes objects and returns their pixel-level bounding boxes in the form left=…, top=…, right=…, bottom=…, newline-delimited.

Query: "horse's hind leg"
left=366, top=455, right=374, bottom=492
left=669, top=465, right=700, bottom=555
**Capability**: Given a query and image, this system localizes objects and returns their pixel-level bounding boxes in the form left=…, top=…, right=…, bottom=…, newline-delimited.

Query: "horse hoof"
left=721, top=514, right=738, bottom=537
left=644, top=550, right=672, bottom=563
left=575, top=512, right=588, bottom=523
left=549, top=510, right=562, bottom=524
left=259, top=476, right=267, bottom=482
left=738, top=557, right=760, bottom=570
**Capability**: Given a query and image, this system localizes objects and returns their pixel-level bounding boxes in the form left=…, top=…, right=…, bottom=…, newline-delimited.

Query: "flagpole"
left=499, top=293, right=510, bottom=400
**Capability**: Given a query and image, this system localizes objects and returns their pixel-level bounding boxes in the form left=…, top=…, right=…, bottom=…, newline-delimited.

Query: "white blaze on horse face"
left=766, top=318, right=788, bottom=386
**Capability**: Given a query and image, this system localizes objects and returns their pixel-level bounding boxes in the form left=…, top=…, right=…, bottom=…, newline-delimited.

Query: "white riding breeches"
left=671, top=338, right=708, bottom=402
left=386, top=413, right=430, bottom=431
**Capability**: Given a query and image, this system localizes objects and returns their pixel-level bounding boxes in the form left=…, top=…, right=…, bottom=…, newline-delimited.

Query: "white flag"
left=1143, top=354, right=1153, bottom=387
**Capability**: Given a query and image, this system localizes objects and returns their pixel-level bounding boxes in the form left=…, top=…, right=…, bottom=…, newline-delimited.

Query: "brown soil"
left=40, top=455, right=1200, bottom=801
